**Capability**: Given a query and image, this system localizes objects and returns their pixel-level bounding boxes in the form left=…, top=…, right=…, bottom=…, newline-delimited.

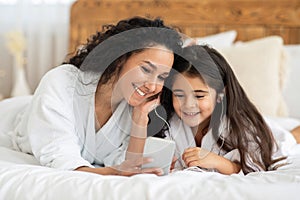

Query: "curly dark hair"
left=64, top=16, right=182, bottom=85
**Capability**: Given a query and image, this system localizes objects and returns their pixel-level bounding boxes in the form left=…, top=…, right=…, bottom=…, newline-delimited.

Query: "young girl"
left=159, top=45, right=297, bottom=175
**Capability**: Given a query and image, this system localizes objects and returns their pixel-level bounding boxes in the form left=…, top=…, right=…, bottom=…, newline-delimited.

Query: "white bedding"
left=1, top=134, right=300, bottom=199
left=0, top=146, right=300, bottom=200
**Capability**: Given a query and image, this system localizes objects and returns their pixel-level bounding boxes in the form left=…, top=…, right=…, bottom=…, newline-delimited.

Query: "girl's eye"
left=141, top=66, right=151, bottom=73
left=195, top=95, right=205, bottom=99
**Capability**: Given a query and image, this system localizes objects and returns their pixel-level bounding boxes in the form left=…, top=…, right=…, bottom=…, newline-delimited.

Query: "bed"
left=1, top=0, right=300, bottom=199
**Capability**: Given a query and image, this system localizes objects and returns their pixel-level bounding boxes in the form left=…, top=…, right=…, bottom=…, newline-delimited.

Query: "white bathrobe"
left=6, top=64, right=133, bottom=170
left=165, top=115, right=298, bottom=170
left=165, top=115, right=240, bottom=170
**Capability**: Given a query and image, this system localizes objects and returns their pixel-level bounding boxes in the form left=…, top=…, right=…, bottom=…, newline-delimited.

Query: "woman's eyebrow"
left=172, top=89, right=184, bottom=92
left=143, top=60, right=169, bottom=76
left=143, top=60, right=157, bottom=69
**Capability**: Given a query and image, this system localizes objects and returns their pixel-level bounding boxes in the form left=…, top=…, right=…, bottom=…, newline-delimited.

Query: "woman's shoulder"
left=41, top=64, right=80, bottom=83
left=33, top=64, right=81, bottom=100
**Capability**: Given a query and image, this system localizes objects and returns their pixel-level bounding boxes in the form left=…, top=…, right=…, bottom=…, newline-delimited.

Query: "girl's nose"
left=185, top=95, right=197, bottom=108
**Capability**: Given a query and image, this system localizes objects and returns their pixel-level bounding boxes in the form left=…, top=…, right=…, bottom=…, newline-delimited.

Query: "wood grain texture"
left=69, top=0, right=300, bottom=52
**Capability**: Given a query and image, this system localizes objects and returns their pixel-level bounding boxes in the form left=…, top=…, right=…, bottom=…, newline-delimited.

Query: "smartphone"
left=142, top=137, right=176, bottom=175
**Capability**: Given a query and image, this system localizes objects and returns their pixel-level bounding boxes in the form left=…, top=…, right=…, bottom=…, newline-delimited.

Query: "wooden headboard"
left=69, top=0, right=300, bottom=52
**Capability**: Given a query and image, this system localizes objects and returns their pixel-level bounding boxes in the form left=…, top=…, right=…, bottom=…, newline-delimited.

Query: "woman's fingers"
left=141, top=167, right=164, bottom=176
left=169, top=156, right=178, bottom=170
left=115, top=156, right=165, bottom=176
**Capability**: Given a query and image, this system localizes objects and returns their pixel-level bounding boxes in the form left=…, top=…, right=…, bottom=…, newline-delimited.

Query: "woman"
left=158, top=45, right=294, bottom=175
left=4, top=16, right=182, bottom=176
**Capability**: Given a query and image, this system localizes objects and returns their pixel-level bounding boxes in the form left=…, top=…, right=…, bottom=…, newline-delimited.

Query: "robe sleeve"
left=26, top=66, right=94, bottom=170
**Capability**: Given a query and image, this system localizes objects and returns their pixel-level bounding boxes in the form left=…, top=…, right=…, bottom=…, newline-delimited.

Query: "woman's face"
left=115, top=46, right=174, bottom=107
left=172, top=73, right=217, bottom=128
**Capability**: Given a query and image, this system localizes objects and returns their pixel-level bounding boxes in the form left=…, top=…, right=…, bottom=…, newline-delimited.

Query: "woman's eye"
left=158, top=75, right=167, bottom=81
left=174, top=94, right=184, bottom=98
left=141, top=66, right=151, bottom=73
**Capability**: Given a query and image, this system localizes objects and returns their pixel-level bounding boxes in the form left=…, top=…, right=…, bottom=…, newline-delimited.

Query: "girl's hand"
left=182, top=147, right=219, bottom=169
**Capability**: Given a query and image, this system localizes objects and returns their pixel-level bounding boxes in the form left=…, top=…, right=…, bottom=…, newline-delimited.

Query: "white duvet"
left=0, top=154, right=300, bottom=200
left=1, top=116, right=300, bottom=200
left=1, top=145, right=300, bottom=199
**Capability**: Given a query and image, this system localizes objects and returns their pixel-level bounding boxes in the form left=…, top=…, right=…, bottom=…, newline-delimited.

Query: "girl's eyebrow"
left=173, top=89, right=209, bottom=93
left=194, top=90, right=209, bottom=93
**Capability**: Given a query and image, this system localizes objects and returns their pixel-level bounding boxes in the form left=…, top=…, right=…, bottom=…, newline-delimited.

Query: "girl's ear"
left=217, top=87, right=226, bottom=103
left=217, top=93, right=224, bottom=103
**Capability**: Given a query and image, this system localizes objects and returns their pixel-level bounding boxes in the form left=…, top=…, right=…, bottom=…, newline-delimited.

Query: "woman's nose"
left=144, top=76, right=159, bottom=92
left=144, top=81, right=157, bottom=92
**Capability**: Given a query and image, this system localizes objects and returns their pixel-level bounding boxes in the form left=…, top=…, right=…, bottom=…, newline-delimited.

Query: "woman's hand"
left=170, top=156, right=177, bottom=171
left=76, top=157, right=163, bottom=176
left=130, top=96, right=159, bottom=139
left=132, top=96, right=159, bottom=125
left=126, top=95, right=160, bottom=168
left=113, top=157, right=164, bottom=176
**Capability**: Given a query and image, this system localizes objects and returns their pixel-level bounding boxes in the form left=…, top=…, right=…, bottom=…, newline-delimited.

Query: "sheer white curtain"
left=0, top=0, right=76, bottom=98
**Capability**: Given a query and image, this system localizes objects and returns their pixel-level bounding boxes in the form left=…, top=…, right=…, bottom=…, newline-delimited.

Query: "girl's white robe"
left=165, top=115, right=298, bottom=170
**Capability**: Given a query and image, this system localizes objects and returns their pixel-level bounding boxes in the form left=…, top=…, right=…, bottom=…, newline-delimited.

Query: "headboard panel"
left=69, top=0, right=300, bottom=52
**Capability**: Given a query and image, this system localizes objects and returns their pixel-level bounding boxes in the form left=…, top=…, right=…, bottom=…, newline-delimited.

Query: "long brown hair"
left=160, top=45, right=284, bottom=174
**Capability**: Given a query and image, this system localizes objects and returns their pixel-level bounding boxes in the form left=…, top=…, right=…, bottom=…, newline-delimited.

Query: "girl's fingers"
left=183, top=147, right=210, bottom=160
left=183, top=155, right=200, bottom=166
left=183, top=147, right=198, bottom=154
left=182, top=148, right=199, bottom=160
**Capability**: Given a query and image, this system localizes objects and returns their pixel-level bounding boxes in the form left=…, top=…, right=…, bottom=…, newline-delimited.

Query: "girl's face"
left=172, top=73, right=217, bottom=128
left=115, top=46, right=174, bottom=107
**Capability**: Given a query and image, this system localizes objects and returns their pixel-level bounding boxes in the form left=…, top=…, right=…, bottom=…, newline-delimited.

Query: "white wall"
left=283, top=45, right=300, bottom=119
left=0, top=0, right=76, bottom=99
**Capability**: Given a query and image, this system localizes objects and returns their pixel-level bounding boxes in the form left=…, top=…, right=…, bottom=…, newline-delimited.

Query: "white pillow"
left=282, top=45, right=300, bottom=119
left=219, top=36, right=287, bottom=117
left=183, top=30, right=237, bottom=48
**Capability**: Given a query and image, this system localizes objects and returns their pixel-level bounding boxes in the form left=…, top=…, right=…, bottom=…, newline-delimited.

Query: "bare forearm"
left=215, top=156, right=241, bottom=175
left=75, top=166, right=118, bottom=175
left=126, top=113, right=148, bottom=159
left=127, top=136, right=146, bottom=157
